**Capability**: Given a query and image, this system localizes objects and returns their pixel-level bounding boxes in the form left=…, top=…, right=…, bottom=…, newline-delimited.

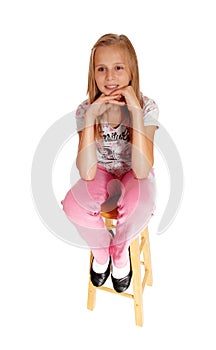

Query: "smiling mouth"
left=104, top=85, right=119, bottom=91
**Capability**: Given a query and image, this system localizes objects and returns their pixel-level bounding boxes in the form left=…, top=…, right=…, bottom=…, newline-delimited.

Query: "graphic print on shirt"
left=96, top=121, right=132, bottom=177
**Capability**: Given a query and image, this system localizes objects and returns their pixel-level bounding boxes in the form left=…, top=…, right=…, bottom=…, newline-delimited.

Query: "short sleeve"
left=75, top=99, right=90, bottom=132
left=142, top=94, right=159, bottom=128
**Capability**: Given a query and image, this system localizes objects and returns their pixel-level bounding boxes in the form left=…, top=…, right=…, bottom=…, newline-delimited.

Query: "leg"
left=87, top=251, right=96, bottom=310
left=62, top=166, right=114, bottom=263
left=110, top=169, right=156, bottom=268
left=142, top=227, right=153, bottom=286
left=130, top=236, right=143, bottom=327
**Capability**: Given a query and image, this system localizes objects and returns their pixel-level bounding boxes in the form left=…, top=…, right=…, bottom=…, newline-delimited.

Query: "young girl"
left=62, top=34, right=159, bottom=292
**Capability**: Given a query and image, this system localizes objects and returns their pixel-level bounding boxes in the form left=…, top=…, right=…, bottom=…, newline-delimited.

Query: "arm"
left=130, top=108, right=156, bottom=179
left=110, top=86, right=157, bottom=179
left=76, top=94, right=125, bottom=180
left=76, top=112, right=97, bottom=181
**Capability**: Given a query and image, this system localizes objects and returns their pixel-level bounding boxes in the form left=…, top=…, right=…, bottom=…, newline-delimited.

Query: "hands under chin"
left=108, top=86, right=142, bottom=113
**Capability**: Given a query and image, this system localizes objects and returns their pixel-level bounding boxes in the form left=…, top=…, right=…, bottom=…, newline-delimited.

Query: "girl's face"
left=94, top=45, right=131, bottom=96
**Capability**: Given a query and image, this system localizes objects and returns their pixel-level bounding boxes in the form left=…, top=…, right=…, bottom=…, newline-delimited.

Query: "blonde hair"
left=87, top=33, right=143, bottom=107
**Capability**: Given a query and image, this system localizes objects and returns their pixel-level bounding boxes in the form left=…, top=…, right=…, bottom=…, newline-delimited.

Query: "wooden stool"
left=87, top=209, right=153, bottom=327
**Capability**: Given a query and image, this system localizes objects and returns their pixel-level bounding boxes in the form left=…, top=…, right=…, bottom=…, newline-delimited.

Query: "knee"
left=61, top=190, right=74, bottom=217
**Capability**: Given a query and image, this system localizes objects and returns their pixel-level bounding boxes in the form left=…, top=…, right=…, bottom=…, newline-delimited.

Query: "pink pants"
left=62, top=166, right=156, bottom=268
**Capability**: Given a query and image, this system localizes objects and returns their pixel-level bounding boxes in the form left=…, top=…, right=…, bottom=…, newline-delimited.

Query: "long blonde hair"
left=87, top=33, right=143, bottom=108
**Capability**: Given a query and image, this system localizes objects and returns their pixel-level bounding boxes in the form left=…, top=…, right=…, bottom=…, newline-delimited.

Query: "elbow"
left=80, top=173, right=96, bottom=181
left=133, top=171, right=149, bottom=180
left=132, top=162, right=154, bottom=180
left=76, top=161, right=97, bottom=181
left=79, top=169, right=97, bottom=181
left=132, top=149, right=154, bottom=180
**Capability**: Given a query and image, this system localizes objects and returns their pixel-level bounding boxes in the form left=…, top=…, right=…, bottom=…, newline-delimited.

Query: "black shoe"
left=90, top=258, right=111, bottom=287
left=111, top=269, right=132, bottom=293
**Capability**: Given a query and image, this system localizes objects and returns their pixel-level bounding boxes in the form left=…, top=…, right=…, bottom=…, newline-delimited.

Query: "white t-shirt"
left=75, top=94, right=159, bottom=177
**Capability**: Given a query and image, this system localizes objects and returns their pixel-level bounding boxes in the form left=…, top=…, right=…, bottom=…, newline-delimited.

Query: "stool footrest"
left=98, top=286, right=134, bottom=299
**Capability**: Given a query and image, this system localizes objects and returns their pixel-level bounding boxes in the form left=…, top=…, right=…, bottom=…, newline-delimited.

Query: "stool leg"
left=87, top=251, right=96, bottom=310
left=142, top=227, right=153, bottom=286
left=130, top=237, right=143, bottom=327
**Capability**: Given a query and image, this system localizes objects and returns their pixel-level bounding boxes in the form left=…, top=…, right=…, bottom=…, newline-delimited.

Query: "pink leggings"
left=62, top=166, right=156, bottom=268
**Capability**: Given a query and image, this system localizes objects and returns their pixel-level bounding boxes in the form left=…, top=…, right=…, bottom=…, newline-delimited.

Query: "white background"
left=1, top=0, right=216, bottom=349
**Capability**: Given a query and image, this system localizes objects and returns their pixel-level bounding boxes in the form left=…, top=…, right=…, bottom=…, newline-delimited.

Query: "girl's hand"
left=110, top=86, right=142, bottom=113
left=86, top=93, right=126, bottom=122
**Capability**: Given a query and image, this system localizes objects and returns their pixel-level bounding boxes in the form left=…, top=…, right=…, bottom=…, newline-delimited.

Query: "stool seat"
left=100, top=208, right=118, bottom=219
left=87, top=211, right=153, bottom=327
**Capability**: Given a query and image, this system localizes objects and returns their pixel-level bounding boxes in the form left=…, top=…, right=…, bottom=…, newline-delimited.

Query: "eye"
left=97, top=67, right=105, bottom=72
left=115, top=65, right=124, bottom=71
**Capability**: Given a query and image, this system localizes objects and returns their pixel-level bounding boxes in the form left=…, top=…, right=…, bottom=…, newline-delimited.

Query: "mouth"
left=104, top=84, right=119, bottom=92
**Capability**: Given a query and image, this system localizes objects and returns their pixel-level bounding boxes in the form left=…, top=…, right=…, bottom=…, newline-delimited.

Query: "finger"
left=105, top=99, right=125, bottom=106
left=109, top=86, right=127, bottom=94
left=102, top=94, right=122, bottom=100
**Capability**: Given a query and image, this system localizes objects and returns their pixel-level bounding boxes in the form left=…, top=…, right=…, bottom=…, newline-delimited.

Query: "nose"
left=106, top=68, right=115, bottom=81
